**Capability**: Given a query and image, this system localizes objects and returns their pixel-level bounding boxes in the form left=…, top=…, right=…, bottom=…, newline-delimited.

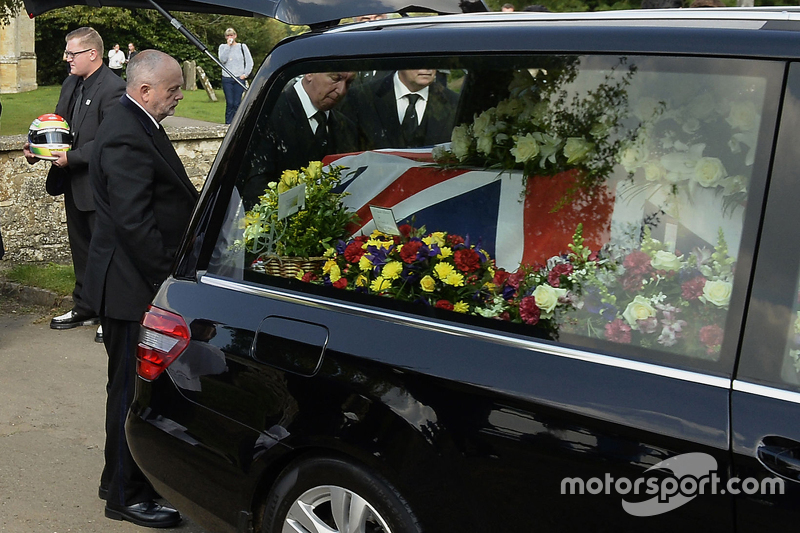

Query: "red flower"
left=353, top=235, right=369, bottom=245
left=435, top=300, right=454, bottom=311
left=493, top=269, right=510, bottom=286
left=343, top=242, right=366, bottom=263
left=301, top=272, right=317, bottom=283
left=699, top=324, right=724, bottom=350
left=332, top=278, right=348, bottom=289
left=519, top=296, right=540, bottom=325
left=605, top=319, right=632, bottom=344
left=398, top=224, right=413, bottom=238
left=624, top=250, right=653, bottom=276
left=681, top=276, right=706, bottom=300
left=454, top=248, right=481, bottom=273
left=400, top=241, right=423, bottom=263
left=547, top=263, right=574, bottom=288
left=507, top=271, right=526, bottom=290
left=621, top=273, right=645, bottom=293
left=447, top=234, right=465, bottom=246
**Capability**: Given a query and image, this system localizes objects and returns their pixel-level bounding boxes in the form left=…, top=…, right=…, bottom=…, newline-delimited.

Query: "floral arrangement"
left=302, top=225, right=498, bottom=313
left=480, top=224, right=735, bottom=359
left=237, top=162, right=357, bottom=260
left=433, top=62, right=636, bottom=205
left=618, top=90, right=761, bottom=214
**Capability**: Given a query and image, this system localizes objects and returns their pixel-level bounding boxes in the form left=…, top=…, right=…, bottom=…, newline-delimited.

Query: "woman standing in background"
left=218, top=28, right=253, bottom=124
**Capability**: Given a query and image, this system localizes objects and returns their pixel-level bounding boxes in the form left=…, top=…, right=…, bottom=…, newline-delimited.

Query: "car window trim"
left=199, top=273, right=732, bottom=390
left=733, top=379, right=800, bottom=405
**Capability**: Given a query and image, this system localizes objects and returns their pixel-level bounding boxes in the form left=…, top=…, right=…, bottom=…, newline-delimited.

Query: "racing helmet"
left=28, top=114, right=72, bottom=160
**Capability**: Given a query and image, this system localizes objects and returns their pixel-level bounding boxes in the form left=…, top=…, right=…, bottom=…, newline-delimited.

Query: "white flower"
left=622, top=295, right=657, bottom=328
left=619, top=140, right=650, bottom=173
left=451, top=125, right=472, bottom=162
left=726, top=101, right=759, bottom=131
left=643, top=161, right=666, bottom=182
left=651, top=250, right=683, bottom=271
left=661, top=143, right=705, bottom=183
left=510, top=133, right=540, bottom=163
left=496, top=98, right=523, bottom=118
left=563, top=137, right=594, bottom=165
left=473, top=109, right=495, bottom=137
left=477, top=133, right=494, bottom=156
left=681, top=118, right=701, bottom=134
left=720, top=174, right=748, bottom=196
left=686, top=92, right=717, bottom=121
left=533, top=284, right=567, bottom=314
left=694, top=157, right=727, bottom=188
left=701, top=280, right=732, bottom=308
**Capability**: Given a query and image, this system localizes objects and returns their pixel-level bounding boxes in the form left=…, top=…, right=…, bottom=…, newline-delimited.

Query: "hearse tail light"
left=137, top=305, right=190, bottom=381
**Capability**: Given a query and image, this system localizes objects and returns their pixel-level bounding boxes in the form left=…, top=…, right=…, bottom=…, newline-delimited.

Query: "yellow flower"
left=323, top=259, right=336, bottom=274
left=370, top=276, right=392, bottom=292
left=367, top=238, right=393, bottom=250
left=453, top=301, right=469, bottom=313
left=423, top=232, right=446, bottom=247
left=304, top=161, right=323, bottom=181
left=438, top=246, right=453, bottom=258
left=420, top=275, right=436, bottom=292
left=444, top=272, right=465, bottom=287
left=328, top=264, right=342, bottom=283
left=433, top=262, right=455, bottom=280
left=359, top=255, right=373, bottom=271
left=382, top=261, right=403, bottom=280
left=278, top=169, right=301, bottom=193
left=356, top=275, right=368, bottom=287
left=323, top=247, right=336, bottom=258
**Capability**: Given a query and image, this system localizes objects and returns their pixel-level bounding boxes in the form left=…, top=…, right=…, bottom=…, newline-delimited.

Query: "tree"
left=33, top=6, right=297, bottom=86
left=0, top=0, right=22, bottom=26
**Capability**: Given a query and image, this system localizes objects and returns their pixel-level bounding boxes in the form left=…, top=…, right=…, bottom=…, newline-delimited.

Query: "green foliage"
left=0, top=0, right=22, bottom=26
left=33, top=7, right=296, bottom=86
left=6, top=262, right=76, bottom=296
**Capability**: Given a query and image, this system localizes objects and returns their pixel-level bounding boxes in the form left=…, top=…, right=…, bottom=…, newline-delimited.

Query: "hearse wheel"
left=261, top=456, right=421, bottom=533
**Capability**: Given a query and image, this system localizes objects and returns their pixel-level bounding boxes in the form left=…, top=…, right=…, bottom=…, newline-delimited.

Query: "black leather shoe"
left=105, top=501, right=181, bottom=528
left=98, top=485, right=108, bottom=500
left=50, top=310, right=100, bottom=330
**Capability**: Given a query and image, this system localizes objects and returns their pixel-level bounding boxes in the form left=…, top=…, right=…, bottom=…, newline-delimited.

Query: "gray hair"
left=126, top=50, right=179, bottom=91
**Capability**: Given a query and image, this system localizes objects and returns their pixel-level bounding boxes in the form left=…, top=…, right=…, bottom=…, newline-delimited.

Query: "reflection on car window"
left=210, top=57, right=769, bottom=369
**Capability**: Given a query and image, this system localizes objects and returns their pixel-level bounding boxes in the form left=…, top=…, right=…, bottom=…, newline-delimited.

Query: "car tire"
left=261, top=456, right=422, bottom=533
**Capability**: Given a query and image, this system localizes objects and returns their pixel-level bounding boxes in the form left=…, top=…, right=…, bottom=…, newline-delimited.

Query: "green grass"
left=5, top=262, right=76, bottom=296
left=0, top=85, right=225, bottom=136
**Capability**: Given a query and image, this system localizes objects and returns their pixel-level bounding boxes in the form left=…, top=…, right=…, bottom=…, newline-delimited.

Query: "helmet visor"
left=29, top=129, right=72, bottom=146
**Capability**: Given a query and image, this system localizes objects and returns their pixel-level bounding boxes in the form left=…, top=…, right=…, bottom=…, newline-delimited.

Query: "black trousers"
left=63, top=187, right=96, bottom=316
left=100, top=316, right=158, bottom=507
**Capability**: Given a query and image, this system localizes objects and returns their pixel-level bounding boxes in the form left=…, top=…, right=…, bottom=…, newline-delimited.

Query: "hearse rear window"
left=207, top=55, right=779, bottom=372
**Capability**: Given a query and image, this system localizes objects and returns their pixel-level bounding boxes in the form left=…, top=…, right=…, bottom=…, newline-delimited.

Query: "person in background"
left=501, top=3, right=515, bottom=11
left=218, top=28, right=253, bottom=124
left=126, top=42, right=138, bottom=63
left=22, top=27, right=126, bottom=342
left=82, top=49, right=198, bottom=528
left=108, top=44, right=125, bottom=76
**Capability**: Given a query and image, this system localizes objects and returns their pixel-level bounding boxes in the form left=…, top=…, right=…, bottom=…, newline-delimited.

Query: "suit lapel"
left=374, top=76, right=403, bottom=146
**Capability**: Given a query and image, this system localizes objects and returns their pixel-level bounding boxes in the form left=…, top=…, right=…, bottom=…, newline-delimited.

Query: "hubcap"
left=283, top=485, right=393, bottom=533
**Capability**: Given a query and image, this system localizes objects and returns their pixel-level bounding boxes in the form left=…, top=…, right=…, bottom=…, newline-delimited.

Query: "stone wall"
left=0, top=124, right=228, bottom=263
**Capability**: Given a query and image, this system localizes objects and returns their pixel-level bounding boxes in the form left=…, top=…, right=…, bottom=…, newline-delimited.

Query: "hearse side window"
left=207, top=56, right=775, bottom=372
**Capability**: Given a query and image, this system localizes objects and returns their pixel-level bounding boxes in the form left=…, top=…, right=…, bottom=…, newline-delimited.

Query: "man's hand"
left=50, top=151, right=69, bottom=168
left=22, top=142, right=40, bottom=165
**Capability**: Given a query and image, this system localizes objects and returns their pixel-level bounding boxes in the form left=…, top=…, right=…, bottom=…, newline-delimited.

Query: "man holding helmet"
left=23, top=27, right=126, bottom=339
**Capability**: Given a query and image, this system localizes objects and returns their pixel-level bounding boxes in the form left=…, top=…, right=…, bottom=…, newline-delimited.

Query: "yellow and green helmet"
left=28, top=114, right=72, bottom=160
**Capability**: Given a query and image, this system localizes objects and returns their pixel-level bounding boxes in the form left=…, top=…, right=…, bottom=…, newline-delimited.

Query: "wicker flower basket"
left=252, top=255, right=326, bottom=279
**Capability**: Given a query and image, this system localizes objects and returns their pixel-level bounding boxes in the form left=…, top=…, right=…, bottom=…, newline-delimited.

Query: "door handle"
left=756, top=437, right=800, bottom=482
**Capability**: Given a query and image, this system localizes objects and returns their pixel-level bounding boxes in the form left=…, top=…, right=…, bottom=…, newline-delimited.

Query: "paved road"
left=0, top=310, right=211, bottom=533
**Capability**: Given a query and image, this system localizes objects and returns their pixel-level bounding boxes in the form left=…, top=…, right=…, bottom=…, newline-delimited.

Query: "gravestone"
left=196, top=66, right=218, bottom=102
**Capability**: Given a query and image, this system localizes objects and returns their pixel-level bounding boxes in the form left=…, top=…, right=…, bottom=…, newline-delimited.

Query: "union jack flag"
left=324, top=150, right=614, bottom=271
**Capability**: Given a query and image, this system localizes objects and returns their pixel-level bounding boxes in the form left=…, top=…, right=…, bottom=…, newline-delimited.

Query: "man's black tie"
left=70, top=80, right=84, bottom=128
left=313, top=111, right=328, bottom=147
left=402, top=93, right=421, bottom=143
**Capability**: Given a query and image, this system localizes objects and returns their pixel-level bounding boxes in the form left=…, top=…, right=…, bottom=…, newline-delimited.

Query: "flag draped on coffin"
left=324, top=150, right=615, bottom=271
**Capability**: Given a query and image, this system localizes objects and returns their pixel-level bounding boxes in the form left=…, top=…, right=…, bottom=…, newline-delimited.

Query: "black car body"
left=26, top=3, right=800, bottom=531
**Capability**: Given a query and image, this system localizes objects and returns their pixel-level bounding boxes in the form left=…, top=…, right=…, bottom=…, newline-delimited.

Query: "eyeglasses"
left=63, top=48, right=93, bottom=60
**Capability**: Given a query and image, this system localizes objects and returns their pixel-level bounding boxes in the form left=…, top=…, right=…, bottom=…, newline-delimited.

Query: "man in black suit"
left=82, top=50, right=198, bottom=528
left=342, top=69, right=459, bottom=150
left=23, top=27, right=126, bottom=334
left=239, top=71, right=358, bottom=208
